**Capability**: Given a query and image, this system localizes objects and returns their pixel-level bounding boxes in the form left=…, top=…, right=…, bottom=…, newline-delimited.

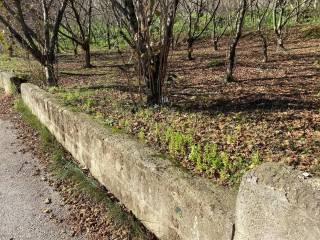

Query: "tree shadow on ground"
left=170, top=94, right=318, bottom=115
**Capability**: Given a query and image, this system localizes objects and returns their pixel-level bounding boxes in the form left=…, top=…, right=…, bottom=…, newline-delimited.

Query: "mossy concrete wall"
left=0, top=72, right=16, bottom=95
left=21, top=83, right=237, bottom=240
left=0, top=71, right=26, bottom=95
left=20, top=82, right=320, bottom=240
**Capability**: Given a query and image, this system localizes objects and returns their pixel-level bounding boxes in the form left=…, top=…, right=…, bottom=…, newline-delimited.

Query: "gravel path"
left=0, top=119, right=82, bottom=240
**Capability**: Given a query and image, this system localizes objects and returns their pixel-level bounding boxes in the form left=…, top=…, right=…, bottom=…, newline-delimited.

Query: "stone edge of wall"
left=0, top=71, right=27, bottom=95
left=235, top=162, right=320, bottom=240
left=0, top=71, right=16, bottom=95
left=15, top=80, right=320, bottom=240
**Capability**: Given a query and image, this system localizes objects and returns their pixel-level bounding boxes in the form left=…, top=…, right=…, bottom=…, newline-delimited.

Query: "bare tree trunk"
left=42, top=0, right=58, bottom=86
left=213, top=39, right=218, bottom=51
left=255, top=0, right=270, bottom=63
left=211, top=0, right=222, bottom=51
left=226, top=41, right=237, bottom=82
left=225, top=0, right=247, bottom=82
left=0, top=0, right=67, bottom=86
left=8, top=33, right=14, bottom=58
left=110, top=0, right=178, bottom=105
left=83, top=40, right=92, bottom=68
left=277, top=36, right=284, bottom=49
left=106, top=22, right=112, bottom=50
left=73, top=41, right=78, bottom=56
left=172, top=36, right=175, bottom=50
left=187, top=39, right=194, bottom=60
left=276, top=30, right=285, bottom=50
left=86, top=0, right=93, bottom=67
left=260, top=33, right=268, bottom=62
left=44, top=62, right=57, bottom=86
left=147, top=54, right=162, bottom=104
left=273, top=2, right=287, bottom=51
left=212, top=21, right=218, bottom=51
left=295, top=0, right=301, bottom=23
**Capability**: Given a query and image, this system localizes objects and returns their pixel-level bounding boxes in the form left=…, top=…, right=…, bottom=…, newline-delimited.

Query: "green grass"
left=14, top=98, right=148, bottom=239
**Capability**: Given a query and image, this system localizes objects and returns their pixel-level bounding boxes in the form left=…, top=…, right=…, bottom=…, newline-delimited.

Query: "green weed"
left=165, top=128, right=193, bottom=157
left=189, top=144, right=203, bottom=170
left=204, top=143, right=223, bottom=172
left=138, top=127, right=145, bottom=141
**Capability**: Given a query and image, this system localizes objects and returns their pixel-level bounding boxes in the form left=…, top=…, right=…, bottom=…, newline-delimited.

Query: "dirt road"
left=0, top=119, right=82, bottom=240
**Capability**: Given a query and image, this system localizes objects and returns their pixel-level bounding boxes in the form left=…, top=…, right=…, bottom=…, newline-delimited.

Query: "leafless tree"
left=272, top=0, right=312, bottom=50
left=171, top=8, right=188, bottom=50
left=109, top=0, right=179, bottom=105
left=0, top=0, right=68, bottom=86
left=211, top=0, right=228, bottom=51
left=255, top=0, right=271, bottom=62
left=225, top=0, right=248, bottom=82
left=96, top=0, right=117, bottom=50
left=60, top=0, right=94, bottom=68
left=182, top=0, right=214, bottom=60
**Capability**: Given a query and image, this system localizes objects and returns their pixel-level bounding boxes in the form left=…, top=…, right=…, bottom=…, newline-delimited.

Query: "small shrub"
left=250, top=151, right=261, bottom=168
left=165, top=128, right=193, bottom=157
left=138, top=128, right=145, bottom=141
left=189, top=144, right=203, bottom=170
left=83, top=98, right=96, bottom=113
left=204, top=143, right=223, bottom=172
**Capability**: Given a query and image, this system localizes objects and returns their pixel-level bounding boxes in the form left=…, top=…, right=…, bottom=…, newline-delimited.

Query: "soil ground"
left=0, top=118, right=83, bottom=240
left=53, top=26, right=320, bottom=185
left=1, top=25, right=319, bottom=185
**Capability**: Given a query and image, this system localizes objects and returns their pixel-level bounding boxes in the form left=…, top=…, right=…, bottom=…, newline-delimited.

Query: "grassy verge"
left=14, top=98, right=149, bottom=239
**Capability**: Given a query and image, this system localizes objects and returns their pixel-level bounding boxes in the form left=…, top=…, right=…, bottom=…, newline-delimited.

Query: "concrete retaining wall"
left=21, top=83, right=237, bottom=240
left=0, top=71, right=16, bottom=95
left=0, top=71, right=26, bottom=95
left=20, top=82, right=320, bottom=240
left=235, top=163, right=320, bottom=240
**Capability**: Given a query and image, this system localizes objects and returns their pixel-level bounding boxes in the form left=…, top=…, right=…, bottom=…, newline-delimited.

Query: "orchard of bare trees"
left=1, top=1, right=320, bottom=239
left=1, top=0, right=318, bottom=103
left=0, top=0, right=320, bottom=185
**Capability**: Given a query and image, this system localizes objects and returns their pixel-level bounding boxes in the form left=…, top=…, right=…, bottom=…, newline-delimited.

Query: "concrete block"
left=0, top=72, right=26, bottom=95
left=235, top=163, right=320, bottom=240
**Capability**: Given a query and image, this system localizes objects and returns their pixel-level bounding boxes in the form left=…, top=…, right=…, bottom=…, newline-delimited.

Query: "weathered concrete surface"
left=0, top=71, right=26, bottom=95
left=21, top=83, right=237, bottom=240
left=0, top=71, right=16, bottom=95
left=235, top=163, right=320, bottom=240
left=0, top=119, right=82, bottom=240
